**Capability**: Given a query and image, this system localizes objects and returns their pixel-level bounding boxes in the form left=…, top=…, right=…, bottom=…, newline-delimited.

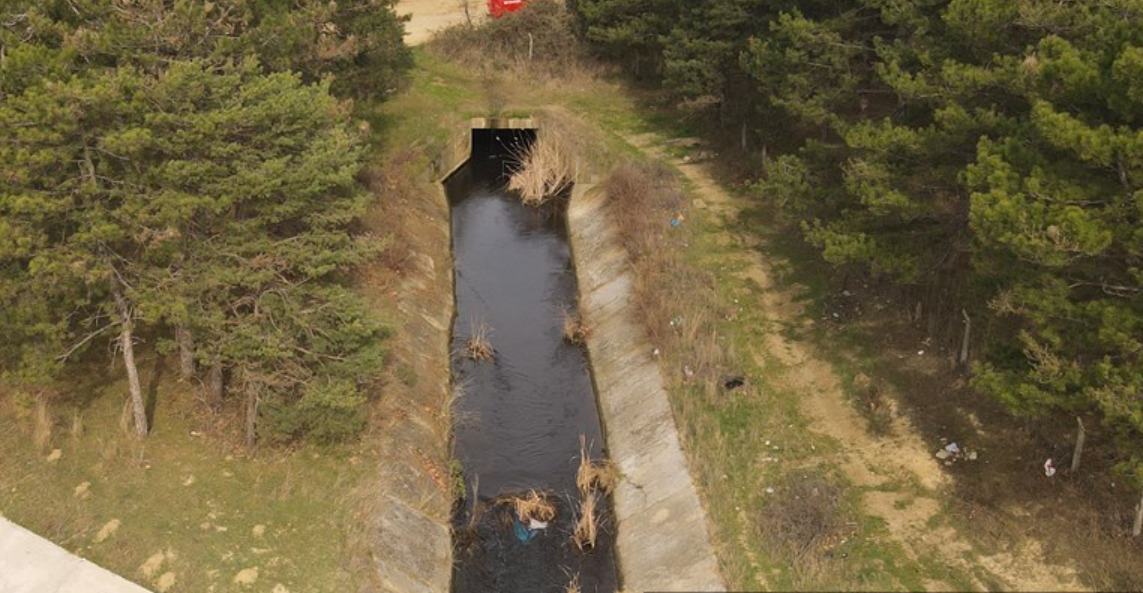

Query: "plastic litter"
left=528, top=519, right=548, bottom=530
left=513, top=517, right=539, bottom=543
left=1044, top=458, right=1056, bottom=477
left=945, top=442, right=960, bottom=454
left=723, top=376, right=745, bottom=390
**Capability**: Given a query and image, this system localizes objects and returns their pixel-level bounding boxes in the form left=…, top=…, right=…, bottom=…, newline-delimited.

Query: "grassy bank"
left=0, top=367, right=378, bottom=592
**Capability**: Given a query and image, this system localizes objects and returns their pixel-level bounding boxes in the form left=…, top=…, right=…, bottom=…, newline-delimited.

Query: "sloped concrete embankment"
left=568, top=184, right=725, bottom=592
left=366, top=142, right=463, bottom=593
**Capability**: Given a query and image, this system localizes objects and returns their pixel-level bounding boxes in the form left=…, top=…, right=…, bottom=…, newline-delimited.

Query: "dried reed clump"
left=572, top=491, right=598, bottom=550
left=508, top=134, right=575, bottom=207
left=575, top=435, right=618, bottom=495
left=562, top=311, right=592, bottom=346
left=506, top=489, right=557, bottom=523
left=572, top=435, right=612, bottom=551
left=507, top=108, right=604, bottom=207
left=465, top=322, right=495, bottom=362
left=564, top=573, right=581, bottom=593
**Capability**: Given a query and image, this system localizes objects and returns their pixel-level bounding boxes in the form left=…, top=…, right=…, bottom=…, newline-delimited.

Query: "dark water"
left=448, top=130, right=619, bottom=593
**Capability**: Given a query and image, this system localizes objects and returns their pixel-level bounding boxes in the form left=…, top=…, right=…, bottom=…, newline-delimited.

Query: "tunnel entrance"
left=446, top=128, right=619, bottom=593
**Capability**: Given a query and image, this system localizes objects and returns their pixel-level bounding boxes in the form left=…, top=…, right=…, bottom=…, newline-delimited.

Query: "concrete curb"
left=0, top=518, right=153, bottom=593
left=568, top=184, right=725, bottom=592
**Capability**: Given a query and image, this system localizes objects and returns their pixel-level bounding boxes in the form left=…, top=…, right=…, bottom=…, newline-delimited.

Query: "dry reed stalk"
left=465, top=322, right=495, bottom=362
left=509, top=489, right=557, bottom=522
left=575, top=435, right=618, bottom=496
left=508, top=134, right=574, bottom=206
left=572, top=491, right=598, bottom=550
left=562, top=310, right=592, bottom=346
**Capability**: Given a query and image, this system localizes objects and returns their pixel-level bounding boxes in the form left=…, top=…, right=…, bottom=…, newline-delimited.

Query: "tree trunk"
left=959, top=309, right=972, bottom=367
left=1070, top=417, right=1085, bottom=475
left=1134, top=491, right=1143, bottom=537
left=244, top=390, right=258, bottom=450
left=208, top=360, right=225, bottom=411
left=113, top=287, right=148, bottom=437
left=176, top=324, right=196, bottom=380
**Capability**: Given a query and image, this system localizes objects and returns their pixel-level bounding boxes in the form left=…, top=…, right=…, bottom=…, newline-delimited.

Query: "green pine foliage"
left=1, top=0, right=408, bottom=445
left=571, top=0, right=1143, bottom=484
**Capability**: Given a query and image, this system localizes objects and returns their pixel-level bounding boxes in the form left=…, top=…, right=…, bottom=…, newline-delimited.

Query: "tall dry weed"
left=572, top=491, right=598, bottom=550
left=507, top=109, right=601, bottom=206
left=508, top=135, right=574, bottom=206
left=575, top=435, right=617, bottom=495
left=465, top=322, right=495, bottom=362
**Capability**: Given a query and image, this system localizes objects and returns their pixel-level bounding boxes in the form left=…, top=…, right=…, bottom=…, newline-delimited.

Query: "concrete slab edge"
left=0, top=517, right=153, bottom=593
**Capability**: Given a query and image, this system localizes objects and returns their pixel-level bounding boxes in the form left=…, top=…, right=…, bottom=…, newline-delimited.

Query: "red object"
left=488, top=0, right=526, bottom=18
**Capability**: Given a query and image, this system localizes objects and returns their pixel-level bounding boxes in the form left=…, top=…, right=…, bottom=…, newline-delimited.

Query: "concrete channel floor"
left=0, top=518, right=152, bottom=593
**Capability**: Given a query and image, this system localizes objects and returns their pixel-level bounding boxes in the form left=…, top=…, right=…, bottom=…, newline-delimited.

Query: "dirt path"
left=397, top=0, right=479, bottom=46
left=623, top=132, right=1087, bottom=592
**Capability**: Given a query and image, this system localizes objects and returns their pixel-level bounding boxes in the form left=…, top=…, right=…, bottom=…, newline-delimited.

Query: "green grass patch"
left=0, top=365, right=377, bottom=592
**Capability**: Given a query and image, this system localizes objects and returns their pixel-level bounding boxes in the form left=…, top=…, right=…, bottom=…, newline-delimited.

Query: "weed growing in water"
left=465, top=322, right=495, bottom=362
left=572, top=491, right=598, bottom=550
left=575, top=435, right=617, bottom=496
left=562, top=310, right=592, bottom=346
left=507, top=489, right=557, bottom=523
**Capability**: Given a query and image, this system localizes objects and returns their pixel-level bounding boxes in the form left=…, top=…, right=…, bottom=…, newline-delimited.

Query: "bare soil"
left=397, top=0, right=480, bottom=46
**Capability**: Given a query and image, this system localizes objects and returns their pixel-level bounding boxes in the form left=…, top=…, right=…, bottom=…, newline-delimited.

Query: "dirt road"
left=398, top=0, right=481, bottom=45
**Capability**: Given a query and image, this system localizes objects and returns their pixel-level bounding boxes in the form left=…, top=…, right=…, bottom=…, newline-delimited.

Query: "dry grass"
left=605, top=163, right=731, bottom=399
left=508, top=133, right=574, bottom=206
left=575, top=435, right=618, bottom=496
left=465, top=322, right=495, bottom=362
left=506, top=489, right=557, bottom=523
left=572, top=491, right=599, bottom=551
left=69, top=409, right=83, bottom=438
left=564, top=573, right=581, bottom=593
left=562, top=310, right=592, bottom=346
left=428, top=0, right=585, bottom=76
left=756, top=473, right=850, bottom=581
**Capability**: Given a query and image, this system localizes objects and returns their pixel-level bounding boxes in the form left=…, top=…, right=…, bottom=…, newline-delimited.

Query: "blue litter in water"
left=513, top=517, right=539, bottom=543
